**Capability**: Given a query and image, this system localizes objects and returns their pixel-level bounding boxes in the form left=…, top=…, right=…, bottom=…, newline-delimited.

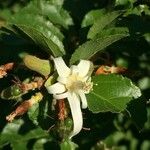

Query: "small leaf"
left=44, top=75, right=56, bottom=87
left=70, top=33, right=128, bottom=64
left=40, top=4, right=73, bottom=29
left=87, top=11, right=122, bottom=39
left=60, top=140, right=78, bottom=150
left=115, top=0, right=132, bottom=7
left=81, top=9, right=105, bottom=28
left=28, top=103, right=39, bottom=126
left=87, top=74, right=141, bottom=113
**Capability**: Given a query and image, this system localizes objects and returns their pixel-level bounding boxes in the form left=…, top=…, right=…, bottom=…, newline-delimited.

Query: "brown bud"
left=6, top=92, right=43, bottom=122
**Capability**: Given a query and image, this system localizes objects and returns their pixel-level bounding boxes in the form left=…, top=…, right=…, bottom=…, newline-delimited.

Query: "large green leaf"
left=6, top=13, right=65, bottom=56
left=87, top=11, right=122, bottom=39
left=87, top=74, right=141, bottom=113
left=0, top=1, right=72, bottom=56
left=70, top=32, right=128, bottom=64
left=9, top=13, right=64, bottom=41
left=1, top=6, right=67, bottom=56
left=16, top=25, right=64, bottom=57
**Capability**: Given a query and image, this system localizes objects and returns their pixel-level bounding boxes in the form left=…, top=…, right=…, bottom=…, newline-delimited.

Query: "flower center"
left=65, top=73, right=93, bottom=93
left=65, top=73, right=83, bottom=91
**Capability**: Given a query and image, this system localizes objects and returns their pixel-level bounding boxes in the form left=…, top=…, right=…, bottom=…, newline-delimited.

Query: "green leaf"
left=138, top=77, right=150, bottom=90
left=87, top=11, right=122, bottom=39
left=44, top=0, right=64, bottom=6
left=28, top=103, right=39, bottom=125
left=11, top=142, right=28, bottom=150
left=16, top=25, right=64, bottom=57
left=87, top=74, right=141, bottom=113
left=70, top=33, right=128, bottom=64
left=0, top=120, right=23, bottom=147
left=33, top=138, right=49, bottom=150
left=0, top=119, right=49, bottom=148
left=60, top=140, right=78, bottom=150
left=23, top=128, right=49, bottom=140
left=20, top=0, right=73, bottom=29
left=115, top=0, right=133, bottom=7
left=6, top=13, right=65, bottom=56
left=0, top=9, right=12, bottom=21
left=81, top=9, right=105, bottom=28
left=9, top=13, right=64, bottom=41
left=95, top=27, right=129, bottom=38
left=40, top=4, right=73, bottom=29
left=141, top=140, right=150, bottom=150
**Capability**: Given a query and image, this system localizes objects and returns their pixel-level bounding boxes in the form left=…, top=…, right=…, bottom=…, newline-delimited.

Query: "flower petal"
left=78, top=90, right=88, bottom=109
left=53, top=57, right=71, bottom=77
left=54, top=92, right=68, bottom=99
left=46, top=82, right=66, bottom=94
left=57, top=76, right=67, bottom=84
left=71, top=65, right=79, bottom=74
left=77, top=60, right=93, bottom=77
left=67, top=92, right=83, bottom=138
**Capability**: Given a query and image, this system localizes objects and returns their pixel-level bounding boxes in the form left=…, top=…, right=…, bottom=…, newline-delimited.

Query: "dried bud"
left=21, top=77, right=44, bottom=92
left=0, top=63, right=14, bottom=78
left=96, top=65, right=127, bottom=75
left=6, top=92, right=43, bottom=122
left=57, top=99, right=67, bottom=121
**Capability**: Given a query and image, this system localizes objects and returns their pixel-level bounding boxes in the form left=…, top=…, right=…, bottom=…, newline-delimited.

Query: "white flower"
left=46, top=57, right=93, bottom=138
